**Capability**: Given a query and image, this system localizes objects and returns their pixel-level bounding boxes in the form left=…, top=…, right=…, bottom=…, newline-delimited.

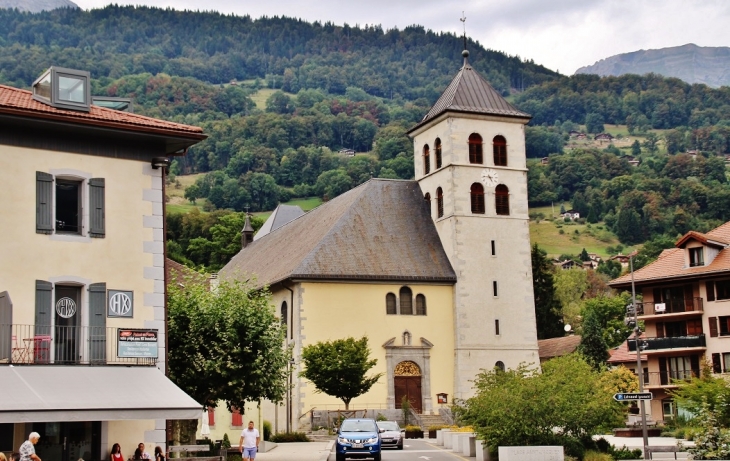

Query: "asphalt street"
left=327, top=439, right=471, bottom=461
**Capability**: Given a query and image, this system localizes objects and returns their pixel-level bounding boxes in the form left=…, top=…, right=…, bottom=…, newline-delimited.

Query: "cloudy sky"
left=71, top=0, right=730, bottom=75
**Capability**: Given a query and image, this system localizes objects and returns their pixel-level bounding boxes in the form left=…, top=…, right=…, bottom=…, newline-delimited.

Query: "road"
left=327, top=439, right=471, bottom=461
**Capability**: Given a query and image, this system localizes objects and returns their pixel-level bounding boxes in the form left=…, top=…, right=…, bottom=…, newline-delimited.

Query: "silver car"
left=376, top=421, right=404, bottom=450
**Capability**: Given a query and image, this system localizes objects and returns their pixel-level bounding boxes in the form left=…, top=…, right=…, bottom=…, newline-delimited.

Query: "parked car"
left=335, top=418, right=382, bottom=461
left=376, top=420, right=404, bottom=449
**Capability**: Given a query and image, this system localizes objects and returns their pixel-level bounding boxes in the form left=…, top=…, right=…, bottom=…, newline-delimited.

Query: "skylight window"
left=32, top=67, right=90, bottom=112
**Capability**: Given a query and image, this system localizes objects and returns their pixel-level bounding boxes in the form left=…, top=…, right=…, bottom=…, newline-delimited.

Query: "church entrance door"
left=393, top=361, right=423, bottom=413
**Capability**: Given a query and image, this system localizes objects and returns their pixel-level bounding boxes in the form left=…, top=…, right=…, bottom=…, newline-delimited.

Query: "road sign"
left=614, top=392, right=653, bottom=401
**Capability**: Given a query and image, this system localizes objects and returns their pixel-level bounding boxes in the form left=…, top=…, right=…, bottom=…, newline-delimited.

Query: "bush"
left=404, top=425, right=422, bottom=432
left=583, top=451, right=611, bottom=461
left=376, top=413, right=388, bottom=421
left=221, top=433, right=231, bottom=449
left=269, top=432, right=310, bottom=443
left=428, top=425, right=447, bottom=431
left=263, top=420, right=272, bottom=441
left=609, top=445, right=643, bottom=460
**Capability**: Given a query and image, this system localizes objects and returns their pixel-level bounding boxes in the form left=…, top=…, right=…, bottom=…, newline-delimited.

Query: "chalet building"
left=610, top=252, right=637, bottom=268
left=0, top=67, right=205, bottom=459
left=594, top=133, right=614, bottom=141
left=608, top=222, right=730, bottom=421
left=215, top=50, right=540, bottom=434
left=537, top=335, right=581, bottom=363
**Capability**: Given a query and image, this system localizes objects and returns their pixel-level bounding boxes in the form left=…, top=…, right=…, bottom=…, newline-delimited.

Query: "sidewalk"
left=253, top=441, right=333, bottom=461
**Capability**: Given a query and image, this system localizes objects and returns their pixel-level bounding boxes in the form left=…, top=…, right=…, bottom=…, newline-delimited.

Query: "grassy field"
left=249, top=88, right=297, bottom=110
left=284, top=196, right=323, bottom=211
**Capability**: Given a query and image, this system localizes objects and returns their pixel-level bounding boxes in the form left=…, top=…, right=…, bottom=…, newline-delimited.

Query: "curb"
left=318, top=440, right=334, bottom=461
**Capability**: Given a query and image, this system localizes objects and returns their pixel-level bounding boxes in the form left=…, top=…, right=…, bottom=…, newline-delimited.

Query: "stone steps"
left=418, top=414, right=447, bottom=430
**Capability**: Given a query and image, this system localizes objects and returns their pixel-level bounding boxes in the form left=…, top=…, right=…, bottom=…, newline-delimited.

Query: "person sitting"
left=154, top=447, right=164, bottom=461
left=110, top=444, right=123, bottom=461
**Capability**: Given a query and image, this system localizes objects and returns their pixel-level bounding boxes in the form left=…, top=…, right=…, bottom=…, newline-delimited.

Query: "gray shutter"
left=36, top=172, right=54, bottom=234
left=88, top=283, right=107, bottom=363
left=35, top=281, right=52, bottom=338
left=89, top=178, right=105, bottom=238
left=0, top=291, right=12, bottom=361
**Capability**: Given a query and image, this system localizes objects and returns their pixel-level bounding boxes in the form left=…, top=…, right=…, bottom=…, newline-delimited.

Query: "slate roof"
left=254, top=204, right=305, bottom=241
left=537, top=335, right=582, bottom=361
left=0, top=84, right=205, bottom=139
left=609, top=221, right=730, bottom=288
left=409, top=61, right=530, bottom=134
left=220, top=179, right=457, bottom=287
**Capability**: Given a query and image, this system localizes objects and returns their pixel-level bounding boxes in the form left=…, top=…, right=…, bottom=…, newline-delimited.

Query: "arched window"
left=435, top=138, right=442, bottom=169
left=493, top=135, right=507, bottom=166
left=470, top=183, right=485, bottom=214
left=423, top=145, right=430, bottom=175
left=495, top=184, right=510, bottom=215
left=281, top=301, right=288, bottom=327
left=468, top=133, right=483, bottom=164
left=386, top=293, right=396, bottom=315
left=495, top=361, right=506, bottom=372
left=424, top=193, right=431, bottom=218
left=436, top=187, right=444, bottom=218
left=416, top=294, right=426, bottom=315
left=399, top=286, right=413, bottom=315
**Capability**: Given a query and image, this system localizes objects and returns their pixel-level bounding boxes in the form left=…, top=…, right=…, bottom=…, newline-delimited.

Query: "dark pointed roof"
left=409, top=63, right=530, bottom=134
left=220, top=179, right=457, bottom=287
left=254, top=204, right=305, bottom=241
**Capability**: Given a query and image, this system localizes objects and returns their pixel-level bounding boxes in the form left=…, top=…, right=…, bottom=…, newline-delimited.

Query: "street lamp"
left=629, top=256, right=650, bottom=460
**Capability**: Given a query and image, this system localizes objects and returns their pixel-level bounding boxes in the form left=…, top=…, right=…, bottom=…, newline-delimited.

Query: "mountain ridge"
left=575, top=43, right=730, bottom=88
left=0, top=0, right=78, bottom=13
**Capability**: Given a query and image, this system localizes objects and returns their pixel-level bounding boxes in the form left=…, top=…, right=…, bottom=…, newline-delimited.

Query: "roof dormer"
left=32, top=66, right=91, bottom=112
left=676, top=230, right=728, bottom=268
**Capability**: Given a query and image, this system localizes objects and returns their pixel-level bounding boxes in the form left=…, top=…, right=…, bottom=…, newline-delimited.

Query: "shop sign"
left=108, top=290, right=134, bottom=317
left=117, top=329, right=158, bottom=358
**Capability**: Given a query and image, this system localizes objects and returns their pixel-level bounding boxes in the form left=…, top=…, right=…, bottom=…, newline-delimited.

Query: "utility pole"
left=630, top=256, right=650, bottom=459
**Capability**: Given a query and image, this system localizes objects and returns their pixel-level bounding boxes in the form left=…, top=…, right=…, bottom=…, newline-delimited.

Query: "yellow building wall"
left=0, top=145, right=156, bottom=329
left=297, top=281, right=455, bottom=411
left=107, top=420, right=156, bottom=458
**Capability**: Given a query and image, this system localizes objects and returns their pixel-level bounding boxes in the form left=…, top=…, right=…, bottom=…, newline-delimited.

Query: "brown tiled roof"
left=0, top=84, right=205, bottom=139
left=165, top=258, right=209, bottom=287
left=220, top=179, right=457, bottom=287
left=676, top=230, right=728, bottom=248
left=608, top=338, right=644, bottom=364
left=409, top=61, right=530, bottom=134
left=537, top=335, right=582, bottom=360
left=609, top=221, right=730, bottom=287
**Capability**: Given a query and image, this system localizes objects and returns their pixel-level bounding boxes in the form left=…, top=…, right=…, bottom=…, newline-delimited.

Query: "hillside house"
left=594, top=133, right=615, bottom=141
left=608, top=221, right=730, bottom=422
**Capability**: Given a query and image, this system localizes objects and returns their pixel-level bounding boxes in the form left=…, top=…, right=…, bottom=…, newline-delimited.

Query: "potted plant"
left=404, top=425, right=424, bottom=439
left=428, top=425, right=446, bottom=439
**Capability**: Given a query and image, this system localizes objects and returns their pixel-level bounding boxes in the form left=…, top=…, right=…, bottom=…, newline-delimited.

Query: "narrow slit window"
left=423, top=145, right=430, bottom=175
left=424, top=193, right=431, bottom=218
left=495, top=319, right=500, bottom=336
left=493, top=281, right=498, bottom=297
left=491, top=240, right=496, bottom=256
left=435, top=138, right=442, bottom=169
left=436, top=187, right=444, bottom=218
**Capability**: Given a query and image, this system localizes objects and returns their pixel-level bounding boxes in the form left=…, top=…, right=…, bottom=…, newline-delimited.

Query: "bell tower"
left=407, top=49, right=540, bottom=400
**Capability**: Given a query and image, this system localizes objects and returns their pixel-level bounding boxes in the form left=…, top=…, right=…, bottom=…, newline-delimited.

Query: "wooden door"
left=394, top=376, right=422, bottom=413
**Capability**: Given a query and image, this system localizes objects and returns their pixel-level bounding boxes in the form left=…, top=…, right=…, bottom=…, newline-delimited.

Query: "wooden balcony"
left=636, top=297, right=703, bottom=319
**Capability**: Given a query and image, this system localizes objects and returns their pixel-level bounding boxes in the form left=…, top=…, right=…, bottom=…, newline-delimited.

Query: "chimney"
left=241, top=213, right=254, bottom=248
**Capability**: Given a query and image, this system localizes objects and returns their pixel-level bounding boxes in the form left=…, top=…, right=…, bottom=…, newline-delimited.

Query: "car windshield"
left=341, top=420, right=376, bottom=432
left=376, top=422, right=399, bottom=431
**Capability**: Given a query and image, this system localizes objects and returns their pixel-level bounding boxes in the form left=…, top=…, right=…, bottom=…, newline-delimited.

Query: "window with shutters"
left=717, top=280, right=730, bottom=300
left=493, top=135, right=507, bottom=166
left=436, top=187, right=444, bottom=218
left=720, top=316, right=730, bottom=336
left=495, top=185, right=510, bottom=216
left=435, top=138, right=442, bottom=169
left=415, top=294, right=426, bottom=315
left=709, top=316, right=719, bottom=338
left=423, top=145, right=430, bottom=175
left=386, top=293, right=397, bottom=315
left=36, top=172, right=105, bottom=238
left=399, top=287, right=413, bottom=315
left=231, top=408, right=243, bottom=427
left=208, top=407, right=215, bottom=426
left=470, top=183, right=485, bottom=214
left=468, top=133, right=483, bottom=164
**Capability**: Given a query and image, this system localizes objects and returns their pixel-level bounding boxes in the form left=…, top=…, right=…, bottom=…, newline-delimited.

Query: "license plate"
left=352, top=443, right=364, bottom=448
left=382, top=439, right=392, bottom=442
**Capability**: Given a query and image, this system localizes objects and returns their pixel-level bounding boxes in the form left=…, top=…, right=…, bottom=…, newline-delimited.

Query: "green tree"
left=579, top=248, right=590, bottom=261
left=581, top=294, right=634, bottom=348
left=597, top=259, right=622, bottom=280
left=531, top=244, right=564, bottom=339
left=585, top=113, right=605, bottom=134
left=554, top=268, right=589, bottom=329
left=614, top=207, right=643, bottom=244
left=642, top=132, right=659, bottom=154
left=300, top=337, right=383, bottom=409
left=455, top=355, right=623, bottom=458
left=168, top=278, right=289, bottom=439
left=670, top=363, right=730, bottom=427
left=184, top=183, right=201, bottom=204
left=577, top=309, right=609, bottom=371
left=315, top=169, right=353, bottom=200
left=631, top=140, right=642, bottom=156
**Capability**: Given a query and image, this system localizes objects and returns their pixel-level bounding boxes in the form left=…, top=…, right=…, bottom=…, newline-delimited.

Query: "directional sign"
left=614, top=392, right=653, bottom=401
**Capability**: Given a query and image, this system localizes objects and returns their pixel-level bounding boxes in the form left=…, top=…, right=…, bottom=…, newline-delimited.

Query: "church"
left=217, top=50, right=540, bottom=433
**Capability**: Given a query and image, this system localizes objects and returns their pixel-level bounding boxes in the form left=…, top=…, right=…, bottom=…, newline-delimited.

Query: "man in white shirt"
left=239, top=421, right=260, bottom=461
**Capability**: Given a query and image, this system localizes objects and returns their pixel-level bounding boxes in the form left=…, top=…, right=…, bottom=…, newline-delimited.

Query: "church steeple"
left=241, top=213, right=254, bottom=248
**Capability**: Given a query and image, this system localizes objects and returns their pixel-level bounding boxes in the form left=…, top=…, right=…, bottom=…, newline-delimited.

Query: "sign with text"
left=117, top=329, right=158, bottom=358
left=614, top=392, right=653, bottom=401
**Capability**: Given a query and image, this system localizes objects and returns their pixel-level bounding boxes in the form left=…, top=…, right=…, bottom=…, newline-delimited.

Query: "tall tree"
left=578, top=309, right=610, bottom=371
left=300, top=337, right=383, bottom=409
left=531, top=244, right=564, bottom=339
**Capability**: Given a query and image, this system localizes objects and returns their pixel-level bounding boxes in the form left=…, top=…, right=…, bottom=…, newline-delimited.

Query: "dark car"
left=335, top=418, right=382, bottom=461
left=376, top=420, right=404, bottom=449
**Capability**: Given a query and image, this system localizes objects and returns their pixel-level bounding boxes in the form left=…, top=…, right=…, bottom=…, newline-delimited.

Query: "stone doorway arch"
left=383, top=336, right=433, bottom=413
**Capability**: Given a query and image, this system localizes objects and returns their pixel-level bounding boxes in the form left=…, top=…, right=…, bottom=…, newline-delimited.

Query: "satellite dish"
left=564, top=324, right=572, bottom=332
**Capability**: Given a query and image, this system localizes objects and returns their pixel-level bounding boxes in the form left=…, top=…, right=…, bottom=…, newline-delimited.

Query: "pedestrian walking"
left=239, top=421, right=260, bottom=461
left=19, top=433, right=41, bottom=461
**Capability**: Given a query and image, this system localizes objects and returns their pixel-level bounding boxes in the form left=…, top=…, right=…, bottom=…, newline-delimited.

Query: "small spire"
left=241, top=209, right=254, bottom=248
left=460, top=12, right=469, bottom=66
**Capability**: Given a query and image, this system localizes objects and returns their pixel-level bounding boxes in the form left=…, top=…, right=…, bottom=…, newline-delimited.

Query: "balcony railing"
left=0, top=324, right=157, bottom=366
left=636, top=297, right=703, bottom=316
left=645, top=370, right=698, bottom=387
left=627, top=334, right=706, bottom=352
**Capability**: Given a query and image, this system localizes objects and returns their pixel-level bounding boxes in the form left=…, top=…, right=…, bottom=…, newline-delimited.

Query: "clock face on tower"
left=481, top=168, right=499, bottom=188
